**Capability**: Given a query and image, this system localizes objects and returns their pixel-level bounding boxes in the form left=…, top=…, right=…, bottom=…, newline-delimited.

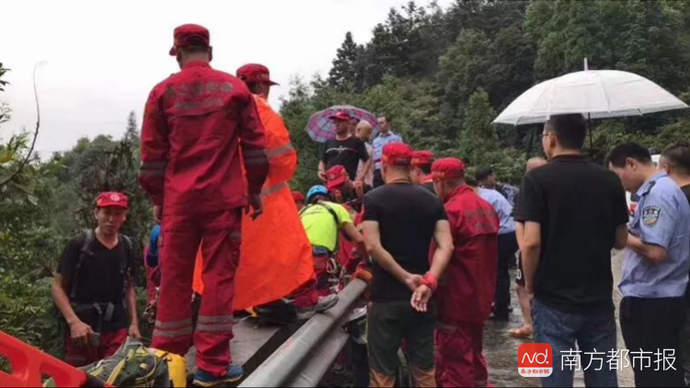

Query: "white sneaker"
left=315, top=294, right=339, bottom=313
left=296, top=295, right=339, bottom=320
left=296, top=306, right=316, bottom=321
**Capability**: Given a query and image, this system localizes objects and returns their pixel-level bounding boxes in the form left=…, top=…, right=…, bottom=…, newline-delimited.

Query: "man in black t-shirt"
left=318, top=111, right=371, bottom=182
left=510, top=156, right=547, bottom=340
left=52, top=192, right=141, bottom=367
left=516, top=114, right=628, bottom=388
left=660, top=141, right=690, bottom=384
left=362, top=143, right=453, bottom=388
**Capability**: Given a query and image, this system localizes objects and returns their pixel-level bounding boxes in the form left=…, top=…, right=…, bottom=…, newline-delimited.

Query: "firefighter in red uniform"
left=429, top=158, right=499, bottom=388
left=139, top=24, right=268, bottom=387
left=411, top=150, right=435, bottom=194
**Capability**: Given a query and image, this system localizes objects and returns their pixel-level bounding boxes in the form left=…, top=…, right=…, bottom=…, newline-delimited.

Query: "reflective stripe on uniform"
left=196, top=323, right=233, bottom=333
left=155, top=319, right=192, bottom=330
left=261, top=182, right=288, bottom=197
left=153, top=327, right=194, bottom=338
left=196, top=315, right=234, bottom=333
left=266, top=144, right=294, bottom=159
left=140, top=161, right=168, bottom=177
left=197, top=315, right=233, bottom=324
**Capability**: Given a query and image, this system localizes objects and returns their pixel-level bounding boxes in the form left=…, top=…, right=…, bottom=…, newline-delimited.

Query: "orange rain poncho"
left=193, top=95, right=314, bottom=310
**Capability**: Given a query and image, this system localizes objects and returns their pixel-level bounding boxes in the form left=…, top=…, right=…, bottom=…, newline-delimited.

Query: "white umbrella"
left=494, top=66, right=688, bottom=126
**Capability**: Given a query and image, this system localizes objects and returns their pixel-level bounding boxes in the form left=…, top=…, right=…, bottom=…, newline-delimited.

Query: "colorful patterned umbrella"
left=305, top=105, right=380, bottom=143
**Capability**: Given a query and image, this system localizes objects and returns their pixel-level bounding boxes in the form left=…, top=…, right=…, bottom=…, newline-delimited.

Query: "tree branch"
left=0, top=62, right=44, bottom=187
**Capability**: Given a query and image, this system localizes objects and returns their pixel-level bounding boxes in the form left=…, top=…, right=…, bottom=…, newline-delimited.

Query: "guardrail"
left=240, top=278, right=367, bottom=387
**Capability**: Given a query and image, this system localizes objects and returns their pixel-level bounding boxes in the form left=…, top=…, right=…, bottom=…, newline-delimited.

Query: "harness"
left=299, top=202, right=342, bottom=277
left=70, top=229, right=134, bottom=333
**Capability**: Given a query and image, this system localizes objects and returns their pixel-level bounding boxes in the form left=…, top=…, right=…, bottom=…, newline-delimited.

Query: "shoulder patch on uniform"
left=642, top=205, right=661, bottom=227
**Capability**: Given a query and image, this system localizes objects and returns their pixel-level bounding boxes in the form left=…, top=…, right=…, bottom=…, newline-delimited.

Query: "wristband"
left=422, top=273, right=438, bottom=293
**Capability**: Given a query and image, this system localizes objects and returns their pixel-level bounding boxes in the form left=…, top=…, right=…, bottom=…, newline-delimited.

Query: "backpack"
left=70, top=229, right=135, bottom=301
left=44, top=338, right=180, bottom=388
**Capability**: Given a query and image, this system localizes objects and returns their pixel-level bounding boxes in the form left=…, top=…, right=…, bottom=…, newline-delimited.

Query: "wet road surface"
left=485, top=252, right=634, bottom=387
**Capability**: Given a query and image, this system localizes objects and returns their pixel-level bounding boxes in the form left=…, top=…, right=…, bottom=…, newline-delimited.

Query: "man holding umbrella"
left=318, top=111, right=371, bottom=184
left=516, top=114, right=629, bottom=388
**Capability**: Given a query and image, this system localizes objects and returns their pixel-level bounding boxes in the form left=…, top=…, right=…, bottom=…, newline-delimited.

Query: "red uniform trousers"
left=152, top=208, right=242, bottom=377
left=64, top=329, right=127, bottom=367
left=293, top=247, right=331, bottom=308
left=436, top=320, right=488, bottom=388
left=293, top=273, right=319, bottom=309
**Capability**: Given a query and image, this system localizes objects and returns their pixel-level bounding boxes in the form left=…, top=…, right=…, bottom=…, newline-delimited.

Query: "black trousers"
left=368, top=301, right=436, bottom=377
left=494, top=232, right=518, bottom=319
left=374, top=169, right=385, bottom=188
left=621, top=296, right=686, bottom=387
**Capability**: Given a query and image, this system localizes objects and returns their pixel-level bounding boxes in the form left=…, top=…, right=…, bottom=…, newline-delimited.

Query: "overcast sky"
left=1, top=0, right=452, bottom=157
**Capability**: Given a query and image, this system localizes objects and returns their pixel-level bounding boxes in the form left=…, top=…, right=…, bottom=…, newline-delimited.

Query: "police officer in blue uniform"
left=607, top=143, right=690, bottom=388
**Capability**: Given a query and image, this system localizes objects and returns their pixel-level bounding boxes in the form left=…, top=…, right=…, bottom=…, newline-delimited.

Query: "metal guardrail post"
left=239, top=279, right=367, bottom=387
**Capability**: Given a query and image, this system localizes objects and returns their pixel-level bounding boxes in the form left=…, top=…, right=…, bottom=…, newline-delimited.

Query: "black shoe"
left=490, top=312, right=510, bottom=321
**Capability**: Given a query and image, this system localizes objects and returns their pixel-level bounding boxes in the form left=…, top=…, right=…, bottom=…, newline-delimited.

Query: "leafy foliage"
left=0, top=76, right=151, bottom=357
left=282, top=0, right=690, bottom=196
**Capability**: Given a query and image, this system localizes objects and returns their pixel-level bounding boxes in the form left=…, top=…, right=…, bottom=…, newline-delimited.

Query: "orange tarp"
left=192, top=95, right=314, bottom=310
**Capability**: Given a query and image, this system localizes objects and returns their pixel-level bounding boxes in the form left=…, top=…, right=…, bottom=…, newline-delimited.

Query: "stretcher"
left=0, top=330, right=97, bottom=387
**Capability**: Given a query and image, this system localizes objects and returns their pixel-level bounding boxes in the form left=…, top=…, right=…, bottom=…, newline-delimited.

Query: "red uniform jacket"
left=139, top=61, right=268, bottom=214
left=436, top=186, right=499, bottom=323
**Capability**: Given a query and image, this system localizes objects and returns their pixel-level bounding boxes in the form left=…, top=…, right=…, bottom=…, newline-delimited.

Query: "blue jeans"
left=532, top=298, right=618, bottom=388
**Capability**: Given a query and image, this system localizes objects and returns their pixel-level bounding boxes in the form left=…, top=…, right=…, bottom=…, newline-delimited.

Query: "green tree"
left=328, top=32, right=362, bottom=91
left=124, top=110, right=140, bottom=145
left=437, top=29, right=493, bottom=133
left=458, top=89, right=497, bottom=159
left=457, top=89, right=526, bottom=182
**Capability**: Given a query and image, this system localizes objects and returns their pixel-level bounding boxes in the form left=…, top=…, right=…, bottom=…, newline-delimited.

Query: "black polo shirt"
left=515, top=155, right=629, bottom=313
left=363, top=183, right=448, bottom=302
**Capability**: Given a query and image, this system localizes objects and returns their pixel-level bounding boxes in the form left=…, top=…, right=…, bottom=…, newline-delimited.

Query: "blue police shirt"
left=479, top=188, right=516, bottom=235
left=619, top=173, right=690, bottom=298
left=372, top=132, right=403, bottom=170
